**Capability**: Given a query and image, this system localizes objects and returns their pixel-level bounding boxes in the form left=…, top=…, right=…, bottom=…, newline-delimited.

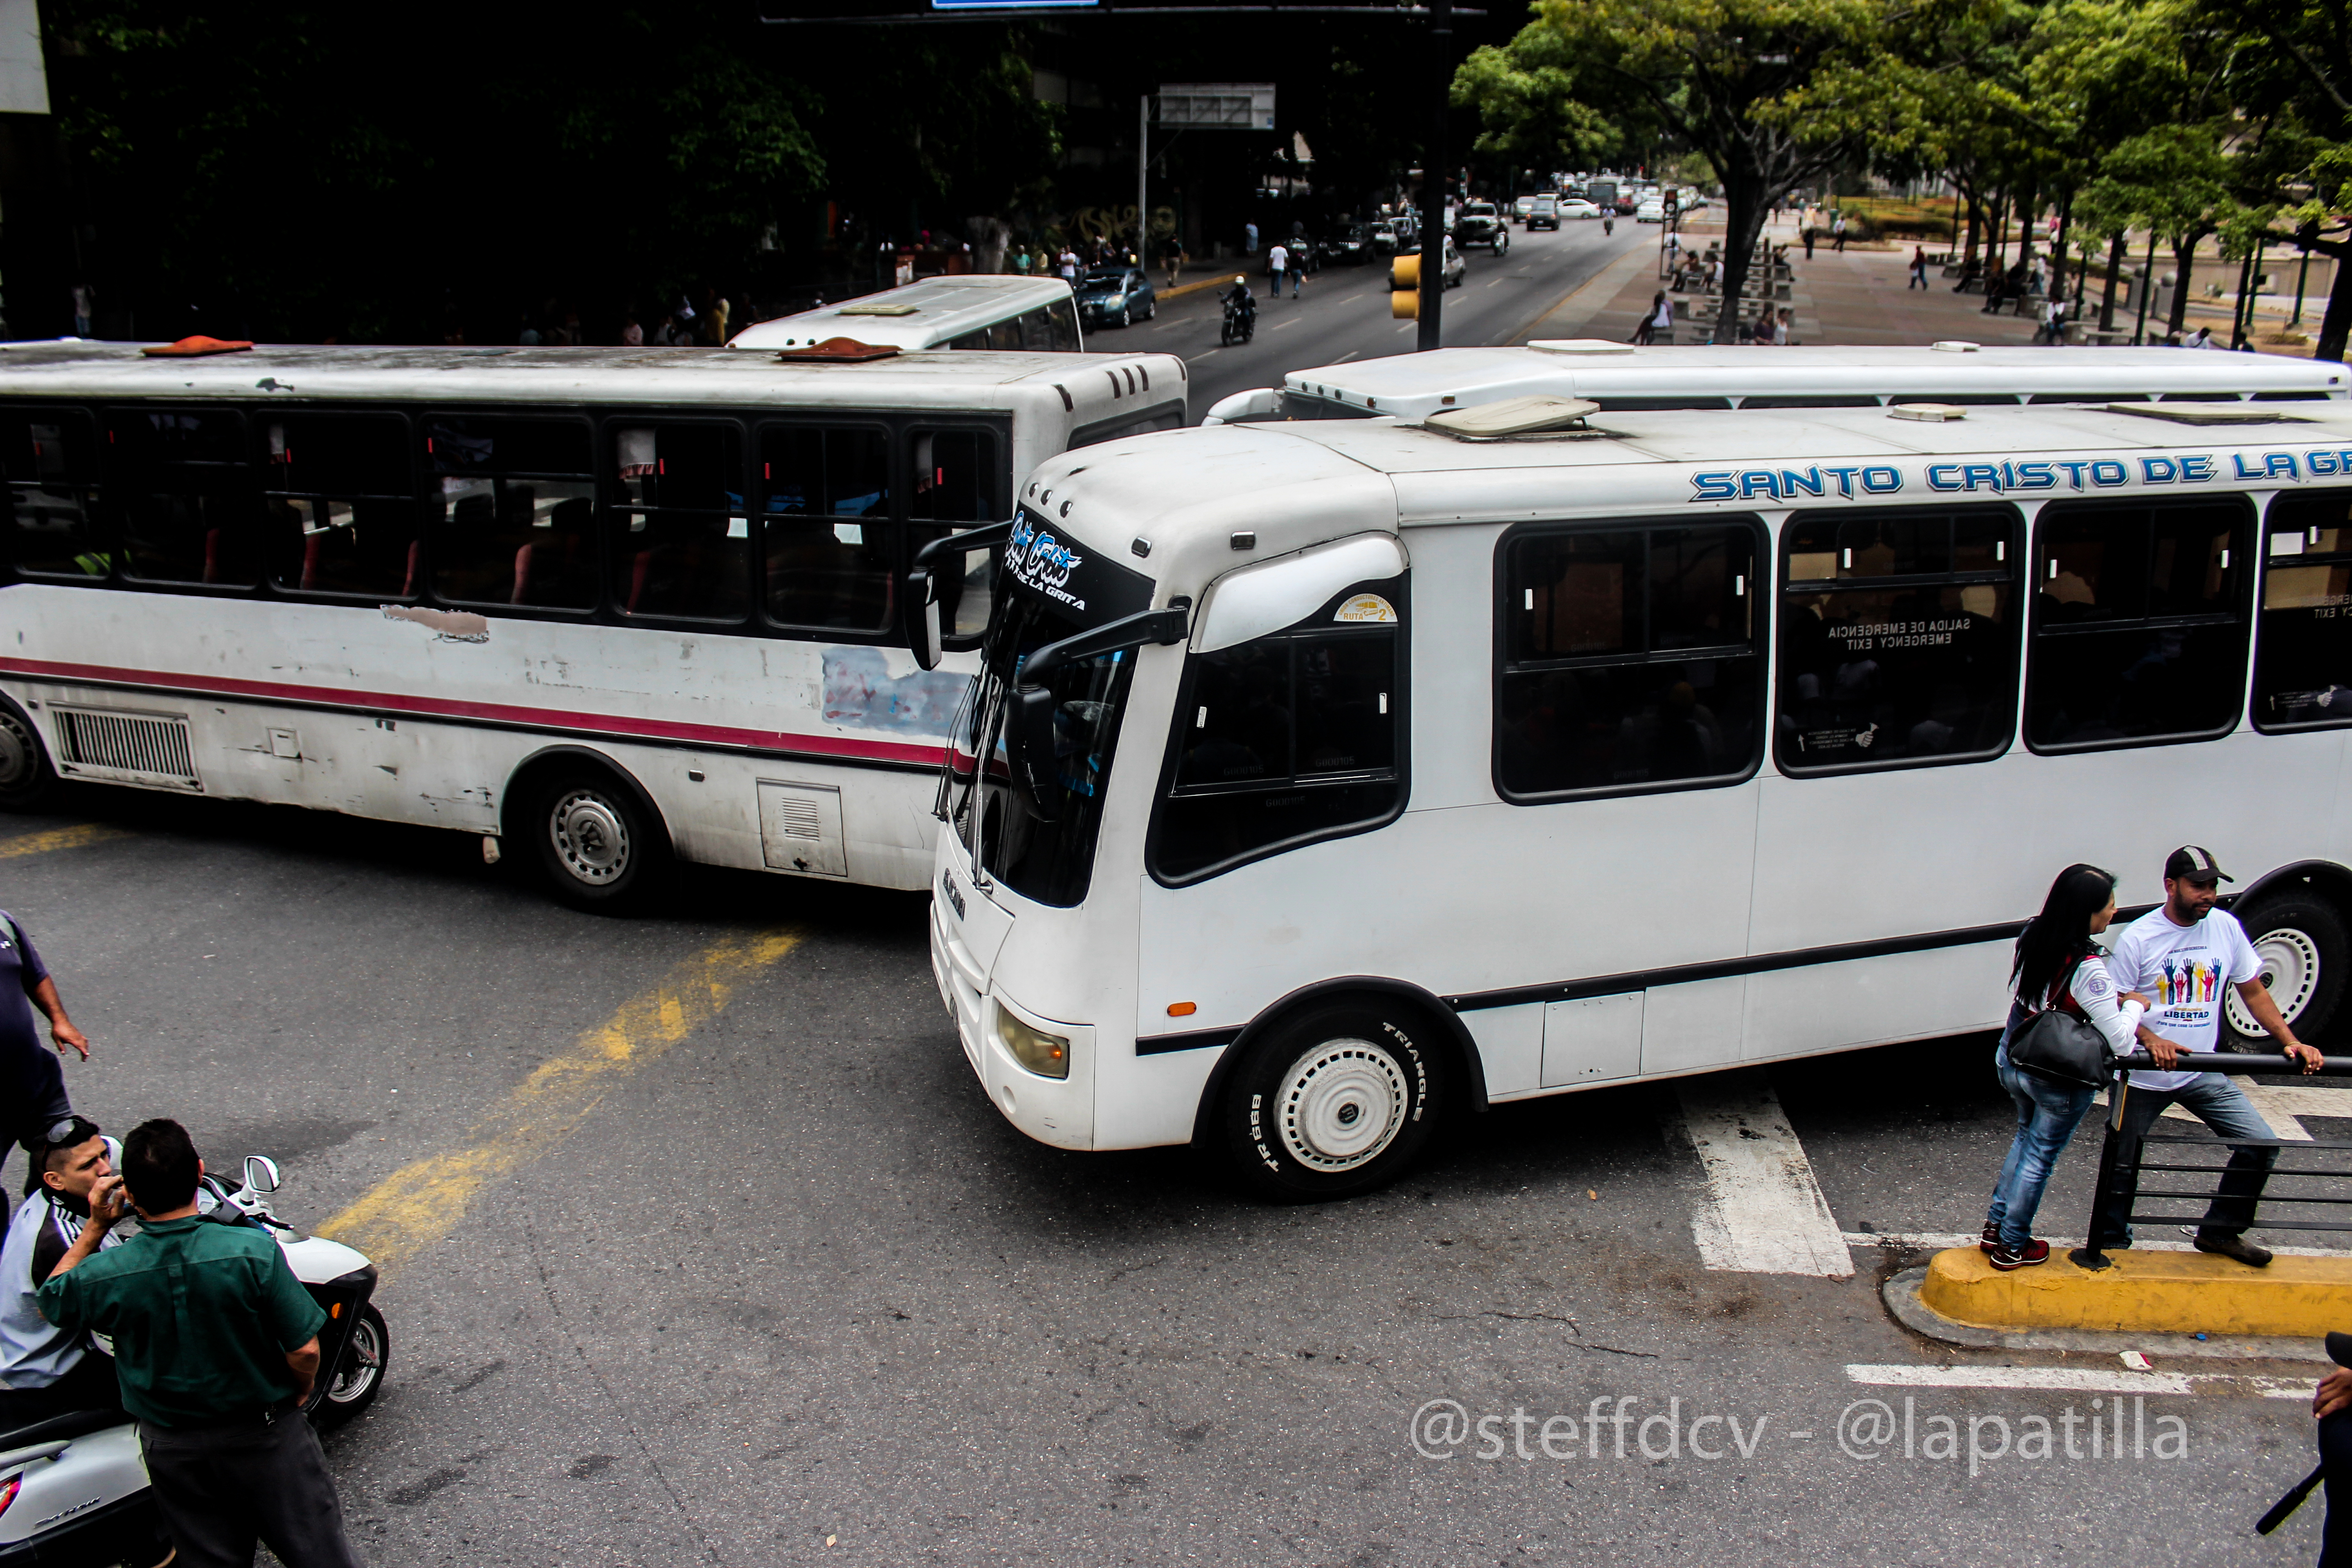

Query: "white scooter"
left=0, top=1149, right=386, bottom=1567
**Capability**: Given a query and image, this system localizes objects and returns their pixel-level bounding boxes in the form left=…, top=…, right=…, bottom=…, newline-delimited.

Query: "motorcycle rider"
left=1219, top=274, right=1256, bottom=339
left=0, top=1114, right=124, bottom=1428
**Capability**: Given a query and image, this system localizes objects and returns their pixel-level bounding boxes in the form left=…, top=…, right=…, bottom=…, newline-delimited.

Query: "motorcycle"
left=1219, top=284, right=1257, bottom=346
left=0, top=1150, right=386, bottom=1568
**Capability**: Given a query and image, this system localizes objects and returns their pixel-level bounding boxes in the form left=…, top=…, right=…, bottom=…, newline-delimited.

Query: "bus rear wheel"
left=2225, top=890, right=2348, bottom=1047
left=525, top=767, right=670, bottom=912
left=0, top=698, right=57, bottom=812
left=1220, top=1002, right=1446, bottom=1201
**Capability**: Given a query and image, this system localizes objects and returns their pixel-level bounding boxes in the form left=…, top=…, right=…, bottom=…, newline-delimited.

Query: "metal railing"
left=2071, top=1051, right=2352, bottom=1270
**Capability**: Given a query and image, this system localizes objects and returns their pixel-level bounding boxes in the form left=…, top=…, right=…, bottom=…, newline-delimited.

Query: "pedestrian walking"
left=1978, top=865, right=2146, bottom=1270
left=1908, top=245, right=1928, bottom=289
left=38, top=1119, right=366, bottom=1568
left=1802, top=225, right=1816, bottom=260
left=0, top=908, right=91, bottom=1160
left=1286, top=248, right=1303, bottom=298
left=2092, top=847, right=2325, bottom=1267
left=1163, top=236, right=1184, bottom=291
left=70, top=283, right=94, bottom=338
left=1267, top=242, right=1289, bottom=298
left=1245, top=221, right=1259, bottom=257
left=1058, top=246, right=1079, bottom=285
left=1833, top=214, right=1847, bottom=253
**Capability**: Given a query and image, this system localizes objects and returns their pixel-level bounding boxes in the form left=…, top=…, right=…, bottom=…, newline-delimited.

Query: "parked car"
left=1559, top=198, right=1603, bottom=220
left=1073, top=265, right=1155, bottom=328
left=1527, top=195, right=1561, bottom=230
left=1455, top=201, right=1509, bottom=255
left=1390, top=234, right=1466, bottom=291
left=1635, top=199, right=1667, bottom=223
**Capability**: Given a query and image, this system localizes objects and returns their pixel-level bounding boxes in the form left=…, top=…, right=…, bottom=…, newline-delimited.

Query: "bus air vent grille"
left=49, top=706, right=201, bottom=791
left=774, top=796, right=824, bottom=841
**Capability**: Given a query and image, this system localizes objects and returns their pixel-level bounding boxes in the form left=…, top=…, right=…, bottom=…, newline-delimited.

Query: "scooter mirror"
left=102, top=1135, right=122, bottom=1172
left=243, top=1154, right=281, bottom=1195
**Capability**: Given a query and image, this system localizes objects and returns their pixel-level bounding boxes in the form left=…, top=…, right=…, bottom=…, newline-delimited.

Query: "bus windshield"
left=947, top=587, right=1135, bottom=907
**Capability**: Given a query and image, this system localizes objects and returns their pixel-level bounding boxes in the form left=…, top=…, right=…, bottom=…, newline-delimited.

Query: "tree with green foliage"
left=1452, top=29, right=1626, bottom=191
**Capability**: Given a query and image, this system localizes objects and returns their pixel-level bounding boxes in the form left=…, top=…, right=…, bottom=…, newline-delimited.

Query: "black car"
left=1318, top=224, right=1380, bottom=265
left=1073, top=266, right=1156, bottom=328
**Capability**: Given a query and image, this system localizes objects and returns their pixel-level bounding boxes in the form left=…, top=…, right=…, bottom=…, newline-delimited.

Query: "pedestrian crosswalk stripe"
left=1671, top=1067, right=1854, bottom=1279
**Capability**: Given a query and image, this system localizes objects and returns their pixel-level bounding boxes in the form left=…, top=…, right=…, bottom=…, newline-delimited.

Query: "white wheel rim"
left=2228, top=927, right=2323, bottom=1034
left=551, top=790, right=630, bottom=884
left=1277, top=1039, right=1407, bottom=1171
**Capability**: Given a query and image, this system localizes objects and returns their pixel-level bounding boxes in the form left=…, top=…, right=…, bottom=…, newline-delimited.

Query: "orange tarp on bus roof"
left=141, top=336, right=255, bottom=357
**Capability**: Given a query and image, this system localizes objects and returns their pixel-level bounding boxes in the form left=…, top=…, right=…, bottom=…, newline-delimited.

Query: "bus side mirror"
left=909, top=567, right=944, bottom=671
left=1006, top=685, right=1061, bottom=821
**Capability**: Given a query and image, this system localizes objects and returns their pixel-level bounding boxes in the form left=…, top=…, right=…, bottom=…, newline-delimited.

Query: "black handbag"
left=2006, top=993, right=2117, bottom=1089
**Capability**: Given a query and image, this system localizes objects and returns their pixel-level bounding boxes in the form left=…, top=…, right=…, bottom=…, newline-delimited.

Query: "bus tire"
left=2225, top=890, right=2348, bottom=1047
left=1220, top=1001, right=1446, bottom=1201
left=522, top=764, right=671, bottom=912
left=0, top=696, right=59, bottom=812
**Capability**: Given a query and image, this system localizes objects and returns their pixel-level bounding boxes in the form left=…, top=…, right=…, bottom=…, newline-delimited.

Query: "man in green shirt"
left=39, top=1118, right=363, bottom=1568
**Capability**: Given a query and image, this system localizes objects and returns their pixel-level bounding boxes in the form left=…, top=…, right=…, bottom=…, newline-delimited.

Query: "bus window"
left=2, top=407, right=109, bottom=581
left=1021, top=300, right=1080, bottom=351
left=612, top=423, right=750, bottom=623
left=262, top=415, right=419, bottom=599
left=986, top=319, right=1023, bottom=352
left=760, top=425, right=893, bottom=632
left=1152, top=587, right=1403, bottom=884
left=2027, top=496, right=2252, bottom=750
left=1775, top=506, right=2020, bottom=773
left=2253, top=489, right=2352, bottom=731
left=1495, top=520, right=1762, bottom=800
left=908, top=427, right=1003, bottom=643
left=426, top=415, right=597, bottom=610
left=107, top=407, right=258, bottom=588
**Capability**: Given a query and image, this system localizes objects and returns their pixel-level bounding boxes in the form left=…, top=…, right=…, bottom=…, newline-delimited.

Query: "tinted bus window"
left=2, top=407, right=108, bottom=580
left=2027, top=497, right=2251, bottom=750
left=2254, top=489, right=2352, bottom=730
left=761, top=424, right=892, bottom=631
left=263, top=414, right=419, bottom=598
left=426, top=415, right=597, bottom=610
left=1776, top=507, right=2020, bottom=772
left=612, top=422, right=749, bottom=622
left=1496, top=519, right=1762, bottom=799
left=107, top=407, right=258, bottom=588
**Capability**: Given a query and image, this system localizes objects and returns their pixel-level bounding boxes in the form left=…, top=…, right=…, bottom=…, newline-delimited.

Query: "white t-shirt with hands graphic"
left=2107, top=907, right=2261, bottom=1092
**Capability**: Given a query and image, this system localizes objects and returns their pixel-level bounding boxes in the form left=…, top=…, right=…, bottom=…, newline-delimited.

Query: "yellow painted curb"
left=1920, top=1245, right=2352, bottom=1338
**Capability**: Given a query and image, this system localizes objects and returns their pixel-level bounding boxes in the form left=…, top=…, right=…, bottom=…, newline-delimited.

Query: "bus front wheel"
left=1220, top=1002, right=1447, bottom=1201
left=2225, top=889, right=2348, bottom=1048
left=524, top=767, right=671, bottom=912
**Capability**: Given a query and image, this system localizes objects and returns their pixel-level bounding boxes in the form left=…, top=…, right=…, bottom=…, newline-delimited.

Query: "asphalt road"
left=1084, top=216, right=1654, bottom=422
left=2, top=781, right=2345, bottom=1568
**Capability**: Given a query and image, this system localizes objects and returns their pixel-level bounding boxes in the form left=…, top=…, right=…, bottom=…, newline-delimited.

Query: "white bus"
left=731, top=276, right=1083, bottom=355
left=930, top=395, right=2352, bottom=1197
left=1201, top=343, right=2349, bottom=426
left=0, top=339, right=1183, bottom=905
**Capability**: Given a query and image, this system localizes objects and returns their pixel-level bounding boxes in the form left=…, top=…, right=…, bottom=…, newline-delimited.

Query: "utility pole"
left=1417, top=0, right=1451, bottom=351
left=1138, top=94, right=1150, bottom=266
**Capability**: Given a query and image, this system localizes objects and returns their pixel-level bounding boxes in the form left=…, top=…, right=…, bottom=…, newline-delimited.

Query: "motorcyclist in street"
left=0, top=1114, right=124, bottom=1428
left=1603, top=214, right=1615, bottom=236
left=1219, top=274, right=1256, bottom=338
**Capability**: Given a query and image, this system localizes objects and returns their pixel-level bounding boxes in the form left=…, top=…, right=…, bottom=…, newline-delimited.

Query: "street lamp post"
left=1417, top=0, right=1450, bottom=352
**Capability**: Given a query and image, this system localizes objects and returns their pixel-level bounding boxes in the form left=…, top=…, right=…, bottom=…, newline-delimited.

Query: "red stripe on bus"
left=0, top=656, right=951, bottom=767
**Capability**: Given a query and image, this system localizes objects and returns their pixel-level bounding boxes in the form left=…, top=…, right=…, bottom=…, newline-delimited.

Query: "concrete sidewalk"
left=1517, top=215, right=2058, bottom=349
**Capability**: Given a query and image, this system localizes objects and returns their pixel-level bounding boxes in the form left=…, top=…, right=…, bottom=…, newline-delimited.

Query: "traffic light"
left=1391, top=253, right=1421, bottom=318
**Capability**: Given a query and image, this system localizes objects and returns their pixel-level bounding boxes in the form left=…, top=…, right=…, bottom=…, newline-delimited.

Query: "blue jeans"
left=2092, top=1072, right=2278, bottom=1247
left=1986, top=1038, right=2098, bottom=1249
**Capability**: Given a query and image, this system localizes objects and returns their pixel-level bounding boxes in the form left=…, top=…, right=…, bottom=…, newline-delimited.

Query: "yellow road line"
left=0, top=824, right=131, bottom=859
left=318, top=926, right=805, bottom=1278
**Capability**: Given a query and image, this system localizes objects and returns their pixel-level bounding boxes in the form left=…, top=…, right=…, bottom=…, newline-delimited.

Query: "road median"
left=1919, top=1244, right=2352, bottom=1338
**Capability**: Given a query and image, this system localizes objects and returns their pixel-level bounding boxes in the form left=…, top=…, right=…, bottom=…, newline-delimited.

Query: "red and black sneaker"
left=1987, top=1238, right=2050, bottom=1271
left=1980, top=1223, right=2000, bottom=1253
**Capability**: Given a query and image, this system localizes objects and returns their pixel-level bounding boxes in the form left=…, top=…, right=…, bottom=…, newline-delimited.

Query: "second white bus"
left=931, top=395, right=2352, bottom=1196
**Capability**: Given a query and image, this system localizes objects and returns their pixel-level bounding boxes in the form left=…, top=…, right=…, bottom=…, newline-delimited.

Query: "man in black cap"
left=2095, top=845, right=2323, bottom=1267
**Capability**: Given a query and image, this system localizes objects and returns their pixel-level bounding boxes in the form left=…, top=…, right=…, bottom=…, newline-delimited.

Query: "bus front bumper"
left=930, top=897, right=1096, bottom=1151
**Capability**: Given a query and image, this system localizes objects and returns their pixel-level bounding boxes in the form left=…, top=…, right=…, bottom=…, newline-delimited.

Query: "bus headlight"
left=996, top=1005, right=1071, bottom=1079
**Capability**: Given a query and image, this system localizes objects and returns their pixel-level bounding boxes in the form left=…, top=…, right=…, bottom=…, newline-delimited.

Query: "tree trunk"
left=2167, top=239, right=2195, bottom=336
left=1715, top=177, right=1769, bottom=345
left=1989, top=193, right=2009, bottom=273
left=2231, top=249, right=2254, bottom=348
left=1962, top=199, right=1980, bottom=265
left=2099, top=232, right=2126, bottom=332
left=2315, top=242, right=2352, bottom=362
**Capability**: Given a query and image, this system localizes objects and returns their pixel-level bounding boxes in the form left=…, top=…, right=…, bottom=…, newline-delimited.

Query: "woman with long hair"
left=1980, top=863, right=2152, bottom=1270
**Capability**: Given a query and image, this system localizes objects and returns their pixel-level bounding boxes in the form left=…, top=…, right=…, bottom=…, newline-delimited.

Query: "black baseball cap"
left=2165, top=845, right=2233, bottom=885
